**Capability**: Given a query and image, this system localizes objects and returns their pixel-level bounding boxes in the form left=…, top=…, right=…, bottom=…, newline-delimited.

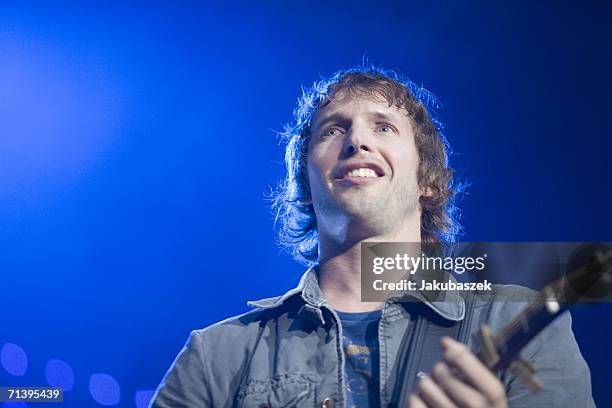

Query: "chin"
left=343, top=205, right=388, bottom=229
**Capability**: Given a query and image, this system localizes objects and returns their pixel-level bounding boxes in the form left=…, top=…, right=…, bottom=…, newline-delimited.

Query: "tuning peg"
left=509, top=357, right=543, bottom=393
left=475, top=324, right=500, bottom=367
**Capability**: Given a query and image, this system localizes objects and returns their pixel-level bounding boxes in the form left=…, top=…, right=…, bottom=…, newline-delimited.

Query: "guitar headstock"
left=553, top=243, right=612, bottom=303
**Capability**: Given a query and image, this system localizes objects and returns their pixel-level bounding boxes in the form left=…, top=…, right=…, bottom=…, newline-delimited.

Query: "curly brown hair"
left=272, top=65, right=464, bottom=266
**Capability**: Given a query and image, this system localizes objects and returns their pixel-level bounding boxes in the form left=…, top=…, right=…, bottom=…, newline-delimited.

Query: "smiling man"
left=150, top=66, right=594, bottom=407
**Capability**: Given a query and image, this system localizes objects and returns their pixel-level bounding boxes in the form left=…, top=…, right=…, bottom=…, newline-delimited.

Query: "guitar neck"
left=481, top=247, right=612, bottom=373
left=483, top=297, right=566, bottom=373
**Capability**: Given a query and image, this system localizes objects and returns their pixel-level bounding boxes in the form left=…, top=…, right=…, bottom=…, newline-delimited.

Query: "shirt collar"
left=248, top=265, right=465, bottom=322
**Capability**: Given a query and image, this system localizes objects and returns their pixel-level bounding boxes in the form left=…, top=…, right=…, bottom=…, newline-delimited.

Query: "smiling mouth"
left=336, top=162, right=386, bottom=178
left=343, top=168, right=379, bottom=178
left=335, top=167, right=385, bottom=185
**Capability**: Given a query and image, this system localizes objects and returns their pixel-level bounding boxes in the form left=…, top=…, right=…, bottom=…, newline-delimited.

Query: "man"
left=151, top=66, right=594, bottom=407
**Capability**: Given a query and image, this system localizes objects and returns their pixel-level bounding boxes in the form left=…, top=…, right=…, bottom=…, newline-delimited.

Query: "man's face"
left=306, top=91, right=424, bottom=239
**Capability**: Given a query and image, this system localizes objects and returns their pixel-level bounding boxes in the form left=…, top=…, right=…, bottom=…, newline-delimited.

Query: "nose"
left=342, top=126, right=372, bottom=158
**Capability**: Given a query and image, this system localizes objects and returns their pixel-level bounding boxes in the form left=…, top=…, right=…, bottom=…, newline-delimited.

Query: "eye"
left=376, top=123, right=396, bottom=133
left=321, top=127, right=343, bottom=137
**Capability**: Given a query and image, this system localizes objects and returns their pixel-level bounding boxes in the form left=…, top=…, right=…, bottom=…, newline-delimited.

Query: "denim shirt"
left=151, top=267, right=594, bottom=407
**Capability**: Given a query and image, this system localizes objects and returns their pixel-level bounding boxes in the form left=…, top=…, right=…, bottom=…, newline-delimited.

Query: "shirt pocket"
left=235, top=373, right=316, bottom=408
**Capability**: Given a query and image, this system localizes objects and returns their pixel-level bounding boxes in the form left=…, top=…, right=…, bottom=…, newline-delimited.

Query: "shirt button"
left=321, top=397, right=331, bottom=408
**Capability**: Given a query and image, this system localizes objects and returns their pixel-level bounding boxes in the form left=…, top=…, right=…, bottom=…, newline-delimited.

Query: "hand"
left=406, top=336, right=507, bottom=408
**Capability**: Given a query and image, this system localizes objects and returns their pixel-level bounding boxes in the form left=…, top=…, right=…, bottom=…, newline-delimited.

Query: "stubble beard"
left=314, top=179, right=420, bottom=241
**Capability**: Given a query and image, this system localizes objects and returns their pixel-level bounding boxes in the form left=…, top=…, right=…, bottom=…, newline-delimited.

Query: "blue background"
left=1, top=1, right=610, bottom=406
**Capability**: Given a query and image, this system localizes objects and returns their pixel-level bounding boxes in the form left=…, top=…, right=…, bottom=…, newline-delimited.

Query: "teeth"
left=346, top=168, right=377, bottom=178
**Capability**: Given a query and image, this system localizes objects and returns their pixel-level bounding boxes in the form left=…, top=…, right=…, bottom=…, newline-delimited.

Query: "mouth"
left=334, top=161, right=386, bottom=185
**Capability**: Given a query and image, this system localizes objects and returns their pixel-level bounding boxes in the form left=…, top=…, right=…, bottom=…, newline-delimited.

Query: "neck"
left=317, top=218, right=421, bottom=312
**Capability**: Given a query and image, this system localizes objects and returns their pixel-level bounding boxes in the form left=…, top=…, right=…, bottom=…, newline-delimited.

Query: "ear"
left=420, top=185, right=434, bottom=198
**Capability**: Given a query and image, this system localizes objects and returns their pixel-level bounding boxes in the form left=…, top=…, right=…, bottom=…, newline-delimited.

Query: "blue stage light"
left=0, top=343, right=27, bottom=376
left=44, top=358, right=74, bottom=392
left=88, top=373, right=120, bottom=406
left=2, top=402, right=28, bottom=408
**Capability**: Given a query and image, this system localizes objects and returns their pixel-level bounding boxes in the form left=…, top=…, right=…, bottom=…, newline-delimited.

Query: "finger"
left=416, top=373, right=457, bottom=408
left=441, top=337, right=506, bottom=403
left=431, top=362, right=488, bottom=407
left=406, top=393, right=428, bottom=408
